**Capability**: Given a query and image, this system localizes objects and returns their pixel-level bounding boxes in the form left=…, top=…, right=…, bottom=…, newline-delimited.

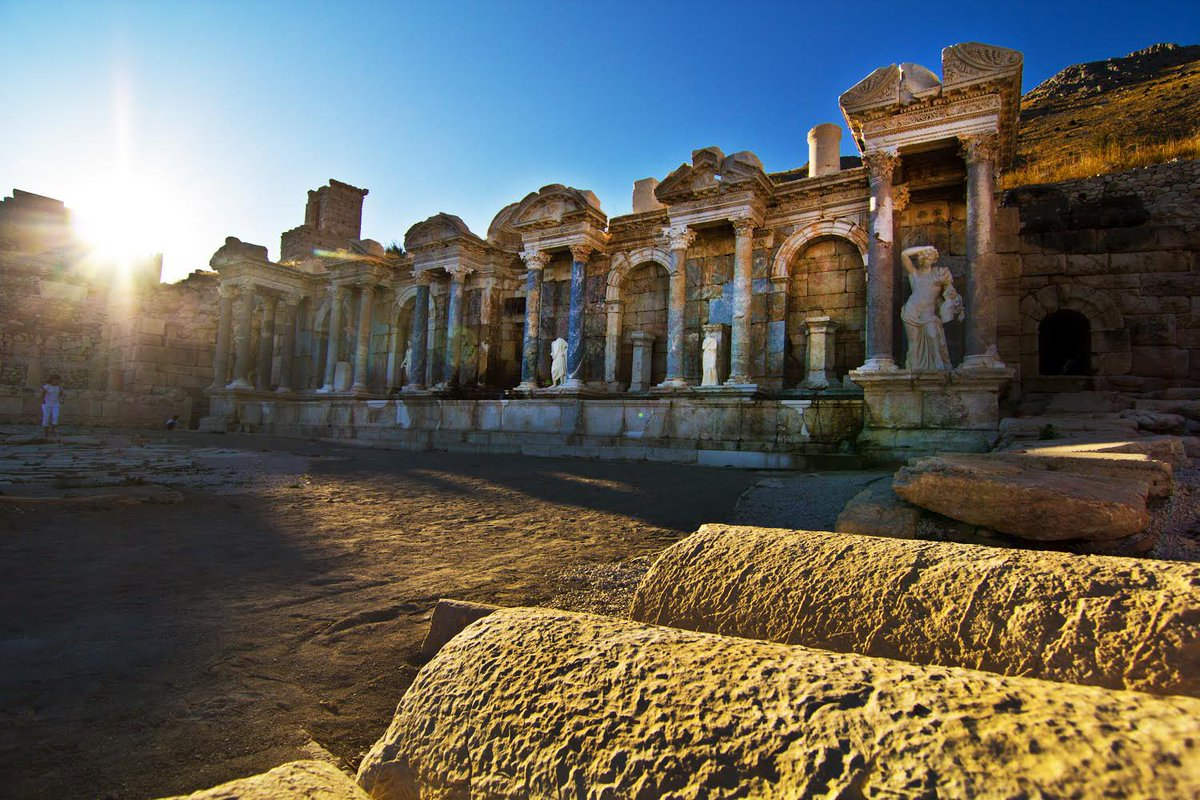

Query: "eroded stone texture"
left=359, top=607, right=1200, bottom=800
left=419, top=598, right=498, bottom=658
left=630, top=525, right=1200, bottom=696
left=161, top=760, right=368, bottom=800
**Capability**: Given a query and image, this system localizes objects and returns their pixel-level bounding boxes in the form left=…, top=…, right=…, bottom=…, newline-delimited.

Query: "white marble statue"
left=900, top=245, right=963, bottom=371
left=702, top=333, right=719, bottom=386
left=550, top=337, right=568, bottom=386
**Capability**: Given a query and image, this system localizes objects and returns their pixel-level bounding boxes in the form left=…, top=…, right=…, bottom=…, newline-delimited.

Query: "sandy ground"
left=0, top=430, right=797, bottom=800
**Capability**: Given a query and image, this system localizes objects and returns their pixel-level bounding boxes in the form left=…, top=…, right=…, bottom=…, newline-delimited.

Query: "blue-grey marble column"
left=726, top=217, right=756, bottom=386
left=860, top=149, right=899, bottom=371
left=518, top=250, right=549, bottom=390
left=442, top=265, right=472, bottom=387
left=661, top=225, right=696, bottom=387
left=565, top=244, right=592, bottom=387
left=405, top=273, right=432, bottom=391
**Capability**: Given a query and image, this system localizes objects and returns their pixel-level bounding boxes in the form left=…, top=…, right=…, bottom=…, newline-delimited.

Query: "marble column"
left=228, top=283, right=255, bottom=390
left=211, top=283, right=235, bottom=389
left=442, top=265, right=473, bottom=387
left=517, top=250, right=549, bottom=391
left=352, top=283, right=376, bottom=392
left=659, top=225, right=696, bottom=388
left=860, top=149, right=900, bottom=372
left=255, top=294, right=278, bottom=391
left=276, top=294, right=302, bottom=392
left=565, top=244, right=592, bottom=388
left=961, top=133, right=1003, bottom=368
left=405, top=273, right=432, bottom=391
left=725, top=216, right=756, bottom=386
left=321, top=285, right=346, bottom=392
left=802, top=315, right=839, bottom=389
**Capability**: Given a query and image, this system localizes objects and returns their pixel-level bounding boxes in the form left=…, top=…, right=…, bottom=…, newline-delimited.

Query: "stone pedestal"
left=849, top=364, right=1013, bottom=461
left=334, top=361, right=353, bottom=392
left=802, top=316, right=838, bottom=389
left=629, top=331, right=655, bottom=393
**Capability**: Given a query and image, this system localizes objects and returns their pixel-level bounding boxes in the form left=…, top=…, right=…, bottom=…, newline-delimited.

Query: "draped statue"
left=900, top=245, right=963, bottom=371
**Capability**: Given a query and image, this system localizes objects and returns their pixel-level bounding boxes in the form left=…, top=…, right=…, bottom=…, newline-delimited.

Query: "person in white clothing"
left=39, top=374, right=65, bottom=438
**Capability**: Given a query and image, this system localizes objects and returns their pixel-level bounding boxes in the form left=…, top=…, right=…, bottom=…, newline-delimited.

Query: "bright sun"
left=71, top=168, right=181, bottom=270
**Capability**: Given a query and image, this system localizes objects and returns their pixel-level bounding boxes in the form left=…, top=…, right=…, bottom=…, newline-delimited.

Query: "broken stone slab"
left=833, top=479, right=919, bottom=539
left=894, top=453, right=1150, bottom=541
left=1045, top=391, right=1134, bottom=414
left=1119, top=408, right=1187, bottom=435
left=358, top=607, right=1200, bottom=800
left=1009, top=434, right=1189, bottom=470
left=629, top=525, right=1200, bottom=696
left=159, top=760, right=368, bottom=800
left=1136, top=398, right=1200, bottom=420
left=991, top=447, right=1174, bottom=499
left=419, top=598, right=498, bottom=658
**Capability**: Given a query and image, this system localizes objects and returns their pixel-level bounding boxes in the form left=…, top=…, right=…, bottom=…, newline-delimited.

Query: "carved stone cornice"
left=662, top=225, right=697, bottom=252
left=520, top=249, right=551, bottom=271
left=569, top=244, right=594, bottom=263
left=862, top=150, right=899, bottom=185
left=893, top=184, right=911, bottom=213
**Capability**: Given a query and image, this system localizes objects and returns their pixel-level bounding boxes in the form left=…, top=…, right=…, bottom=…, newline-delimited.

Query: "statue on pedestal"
left=550, top=337, right=568, bottom=387
left=702, top=333, right=719, bottom=386
left=900, top=245, right=963, bottom=371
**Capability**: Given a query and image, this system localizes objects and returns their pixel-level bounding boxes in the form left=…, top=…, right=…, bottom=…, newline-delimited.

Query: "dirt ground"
left=0, top=431, right=780, bottom=800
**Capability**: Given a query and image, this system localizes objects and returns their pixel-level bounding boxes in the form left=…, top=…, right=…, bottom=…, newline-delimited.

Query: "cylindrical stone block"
left=631, top=525, right=1200, bottom=697
left=357, top=607, right=1200, bottom=800
left=807, top=122, right=842, bottom=178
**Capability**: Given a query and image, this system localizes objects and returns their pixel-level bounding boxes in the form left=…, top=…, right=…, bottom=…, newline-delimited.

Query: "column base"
left=401, top=384, right=429, bottom=394
left=226, top=379, right=253, bottom=390
left=274, top=386, right=293, bottom=395
left=651, top=378, right=692, bottom=394
left=855, top=356, right=899, bottom=373
left=704, top=382, right=760, bottom=398
left=960, top=349, right=1006, bottom=370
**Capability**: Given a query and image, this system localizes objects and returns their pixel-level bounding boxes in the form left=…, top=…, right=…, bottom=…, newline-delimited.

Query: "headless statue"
left=900, top=245, right=964, bottom=371
left=550, top=337, right=568, bottom=387
left=702, top=333, right=719, bottom=386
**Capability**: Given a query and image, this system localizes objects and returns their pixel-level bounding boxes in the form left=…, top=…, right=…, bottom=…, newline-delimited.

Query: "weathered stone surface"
left=1045, top=390, right=1133, bottom=414
left=359, top=607, right=1200, bottom=800
left=894, top=452, right=1150, bottom=541
left=419, top=598, right=498, bottom=657
left=833, top=479, right=919, bottom=538
left=1136, top=398, right=1200, bottom=420
left=630, top=525, right=1200, bottom=696
left=1120, top=408, right=1187, bottom=434
left=161, top=761, right=368, bottom=800
left=995, top=445, right=1174, bottom=499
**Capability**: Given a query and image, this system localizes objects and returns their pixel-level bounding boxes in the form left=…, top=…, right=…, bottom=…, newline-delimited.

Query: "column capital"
left=282, top=292, right=305, bottom=308
left=862, top=149, right=900, bottom=184
left=446, top=264, right=475, bottom=281
left=730, top=216, right=757, bottom=237
left=328, top=282, right=349, bottom=298
left=568, top=243, right=594, bottom=263
left=412, top=269, right=436, bottom=286
left=355, top=279, right=378, bottom=292
left=218, top=282, right=239, bottom=299
left=521, top=249, right=551, bottom=271
left=662, top=224, right=697, bottom=251
left=958, top=133, right=1000, bottom=165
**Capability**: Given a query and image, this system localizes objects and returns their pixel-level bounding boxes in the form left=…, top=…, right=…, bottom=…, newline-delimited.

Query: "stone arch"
left=1020, top=285, right=1129, bottom=377
left=771, top=220, right=869, bottom=281
left=604, top=249, right=673, bottom=388
left=390, top=286, right=420, bottom=390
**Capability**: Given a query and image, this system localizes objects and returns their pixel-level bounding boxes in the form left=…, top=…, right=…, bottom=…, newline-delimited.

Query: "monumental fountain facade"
left=198, top=43, right=1027, bottom=464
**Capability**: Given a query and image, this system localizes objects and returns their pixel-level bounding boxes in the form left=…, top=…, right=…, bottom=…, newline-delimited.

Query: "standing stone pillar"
left=961, top=133, right=1003, bottom=368
left=860, top=149, right=900, bottom=372
left=603, top=299, right=623, bottom=389
left=405, top=272, right=432, bottom=391
left=565, top=244, right=592, bottom=388
left=322, top=285, right=346, bottom=392
left=659, top=225, right=696, bottom=388
left=276, top=294, right=302, bottom=393
left=255, top=294, right=278, bottom=391
left=628, top=331, right=655, bottom=393
left=802, top=315, right=839, bottom=389
left=442, top=265, right=473, bottom=387
left=211, top=283, right=235, bottom=389
left=352, top=283, right=376, bottom=392
left=725, top=217, right=756, bottom=387
left=228, top=282, right=255, bottom=390
left=517, top=250, right=549, bottom=391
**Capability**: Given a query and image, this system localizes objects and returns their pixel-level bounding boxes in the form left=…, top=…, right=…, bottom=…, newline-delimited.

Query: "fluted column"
left=276, top=293, right=302, bottom=392
left=228, top=282, right=255, bottom=390
left=255, top=294, right=278, bottom=391
left=352, top=283, right=376, bottom=392
left=517, top=250, right=549, bottom=391
left=725, top=217, right=756, bottom=386
left=211, top=283, right=235, bottom=389
left=565, top=244, right=592, bottom=388
left=659, top=225, right=696, bottom=388
left=860, top=149, right=900, bottom=371
left=961, top=133, right=1003, bottom=368
left=321, top=285, right=346, bottom=391
left=404, top=272, right=433, bottom=391
left=442, top=265, right=473, bottom=387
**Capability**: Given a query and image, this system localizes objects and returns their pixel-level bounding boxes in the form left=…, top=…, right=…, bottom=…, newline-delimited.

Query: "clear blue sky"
left=2, top=0, right=1197, bottom=281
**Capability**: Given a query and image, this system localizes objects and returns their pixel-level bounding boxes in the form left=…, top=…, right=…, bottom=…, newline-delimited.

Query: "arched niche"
left=1020, top=285, right=1129, bottom=379
left=780, top=235, right=867, bottom=387
left=603, top=249, right=673, bottom=388
left=1039, top=309, right=1091, bottom=376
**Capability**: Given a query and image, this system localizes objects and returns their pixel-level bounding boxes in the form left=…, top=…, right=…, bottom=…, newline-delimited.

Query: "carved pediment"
left=941, top=42, right=1022, bottom=88
left=487, top=201, right=523, bottom=251
left=840, top=64, right=901, bottom=113
left=404, top=213, right=480, bottom=251
left=654, top=147, right=770, bottom=205
left=210, top=237, right=270, bottom=269
left=510, top=184, right=606, bottom=231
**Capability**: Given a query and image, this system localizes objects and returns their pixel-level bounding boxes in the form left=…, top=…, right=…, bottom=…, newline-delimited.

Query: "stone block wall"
left=619, top=262, right=669, bottom=384
left=1002, top=159, right=1200, bottom=394
left=781, top=237, right=867, bottom=384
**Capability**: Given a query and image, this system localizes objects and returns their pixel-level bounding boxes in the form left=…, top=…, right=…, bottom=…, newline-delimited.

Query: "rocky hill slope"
left=1009, top=43, right=1200, bottom=185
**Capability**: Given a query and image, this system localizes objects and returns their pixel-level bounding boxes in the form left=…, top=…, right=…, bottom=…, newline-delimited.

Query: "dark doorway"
left=1039, top=310, right=1091, bottom=375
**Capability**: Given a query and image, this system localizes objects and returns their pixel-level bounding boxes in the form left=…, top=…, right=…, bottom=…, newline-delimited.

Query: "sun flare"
left=70, top=168, right=188, bottom=279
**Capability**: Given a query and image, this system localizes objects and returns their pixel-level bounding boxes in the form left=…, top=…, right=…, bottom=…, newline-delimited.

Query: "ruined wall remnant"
left=630, top=525, right=1200, bottom=696
left=357, top=607, right=1200, bottom=800
left=281, top=179, right=369, bottom=264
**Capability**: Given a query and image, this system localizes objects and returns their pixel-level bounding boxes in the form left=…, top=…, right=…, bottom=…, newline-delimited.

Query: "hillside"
left=1007, top=43, right=1200, bottom=186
